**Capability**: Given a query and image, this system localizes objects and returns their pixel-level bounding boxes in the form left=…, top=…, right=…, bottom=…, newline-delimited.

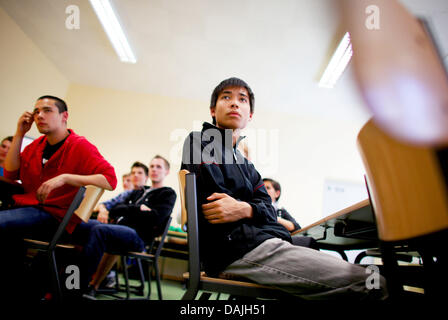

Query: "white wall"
left=62, top=82, right=368, bottom=228
left=0, top=7, right=369, bottom=229
left=0, top=7, right=69, bottom=139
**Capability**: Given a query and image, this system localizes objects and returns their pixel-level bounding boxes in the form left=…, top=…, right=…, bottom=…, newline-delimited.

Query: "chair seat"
left=183, top=272, right=293, bottom=299
left=127, top=251, right=155, bottom=260
left=166, top=237, right=187, bottom=246
left=183, top=272, right=279, bottom=290
left=23, top=238, right=77, bottom=250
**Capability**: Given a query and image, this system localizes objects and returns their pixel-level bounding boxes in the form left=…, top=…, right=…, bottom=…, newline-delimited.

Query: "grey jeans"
left=223, top=238, right=388, bottom=300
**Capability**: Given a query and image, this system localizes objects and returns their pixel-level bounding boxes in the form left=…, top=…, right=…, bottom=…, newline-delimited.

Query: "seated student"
left=82, top=155, right=176, bottom=299
left=0, top=136, right=12, bottom=177
left=181, top=77, right=387, bottom=300
left=0, top=136, right=22, bottom=209
left=96, top=162, right=149, bottom=224
left=122, top=172, right=133, bottom=191
left=0, top=95, right=117, bottom=299
left=263, top=178, right=301, bottom=232
left=263, top=177, right=317, bottom=249
left=93, top=162, right=149, bottom=289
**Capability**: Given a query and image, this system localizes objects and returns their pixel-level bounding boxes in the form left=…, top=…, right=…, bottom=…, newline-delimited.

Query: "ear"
left=275, top=190, right=281, bottom=199
left=210, top=107, right=216, bottom=118
left=62, top=111, right=69, bottom=123
left=248, top=111, right=253, bottom=122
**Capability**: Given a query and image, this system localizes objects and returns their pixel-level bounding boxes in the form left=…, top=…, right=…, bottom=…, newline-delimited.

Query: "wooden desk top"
left=292, top=199, right=378, bottom=250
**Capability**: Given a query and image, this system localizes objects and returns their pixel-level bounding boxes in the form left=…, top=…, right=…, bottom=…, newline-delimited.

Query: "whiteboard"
left=322, top=178, right=368, bottom=217
left=21, top=135, right=34, bottom=152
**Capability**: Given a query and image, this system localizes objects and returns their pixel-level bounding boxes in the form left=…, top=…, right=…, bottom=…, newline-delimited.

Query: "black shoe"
left=82, top=286, right=97, bottom=300
left=99, top=271, right=117, bottom=289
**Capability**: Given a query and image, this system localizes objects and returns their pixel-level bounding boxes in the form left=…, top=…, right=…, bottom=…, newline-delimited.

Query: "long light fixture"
left=318, top=32, right=353, bottom=88
left=89, top=0, right=137, bottom=63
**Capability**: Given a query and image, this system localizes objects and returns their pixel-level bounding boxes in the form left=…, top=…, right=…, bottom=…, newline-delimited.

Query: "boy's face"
left=149, top=158, right=169, bottom=184
left=33, top=98, right=68, bottom=135
left=264, top=181, right=280, bottom=204
left=0, top=139, right=11, bottom=162
left=211, top=86, right=253, bottom=130
left=131, top=167, right=148, bottom=188
left=122, top=175, right=133, bottom=190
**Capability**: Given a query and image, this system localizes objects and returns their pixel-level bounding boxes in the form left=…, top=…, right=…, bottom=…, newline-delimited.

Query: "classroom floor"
left=94, top=276, right=228, bottom=301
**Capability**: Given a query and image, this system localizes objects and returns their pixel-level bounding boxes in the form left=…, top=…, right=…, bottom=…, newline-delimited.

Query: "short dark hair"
left=131, top=161, right=149, bottom=176
left=262, top=178, right=281, bottom=201
left=37, top=95, right=68, bottom=113
left=210, top=77, right=255, bottom=125
left=1, top=136, right=13, bottom=144
left=153, top=154, right=170, bottom=170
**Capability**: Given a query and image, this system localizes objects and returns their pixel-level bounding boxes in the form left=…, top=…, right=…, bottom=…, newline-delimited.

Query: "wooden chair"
left=24, top=185, right=104, bottom=301
left=178, top=170, right=292, bottom=300
left=121, top=216, right=172, bottom=300
left=357, top=119, right=448, bottom=298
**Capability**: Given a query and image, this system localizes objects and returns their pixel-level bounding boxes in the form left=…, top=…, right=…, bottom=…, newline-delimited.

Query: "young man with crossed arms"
left=181, top=78, right=387, bottom=300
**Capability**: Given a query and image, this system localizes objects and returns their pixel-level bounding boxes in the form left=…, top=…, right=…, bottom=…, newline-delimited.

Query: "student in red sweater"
left=0, top=95, right=117, bottom=299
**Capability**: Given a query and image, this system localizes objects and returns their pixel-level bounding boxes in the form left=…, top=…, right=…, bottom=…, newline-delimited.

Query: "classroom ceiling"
left=1, top=0, right=448, bottom=122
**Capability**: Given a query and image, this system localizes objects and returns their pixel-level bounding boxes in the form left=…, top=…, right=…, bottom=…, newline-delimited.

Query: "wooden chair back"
left=74, top=185, right=105, bottom=222
left=178, top=169, right=188, bottom=230
left=357, top=119, right=448, bottom=242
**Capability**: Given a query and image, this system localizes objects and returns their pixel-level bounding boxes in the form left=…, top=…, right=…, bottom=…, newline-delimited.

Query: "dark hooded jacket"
left=181, top=122, right=291, bottom=276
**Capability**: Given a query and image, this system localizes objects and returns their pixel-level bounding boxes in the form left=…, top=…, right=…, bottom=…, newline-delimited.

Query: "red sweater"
left=4, top=130, right=117, bottom=233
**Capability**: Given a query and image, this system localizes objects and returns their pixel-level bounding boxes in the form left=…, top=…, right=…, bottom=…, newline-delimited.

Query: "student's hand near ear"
left=5, top=112, right=35, bottom=173
left=202, top=193, right=253, bottom=224
left=17, top=111, right=34, bottom=137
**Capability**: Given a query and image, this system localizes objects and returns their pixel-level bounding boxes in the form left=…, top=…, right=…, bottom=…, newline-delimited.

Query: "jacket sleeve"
left=101, top=190, right=132, bottom=210
left=245, top=163, right=278, bottom=225
left=278, top=208, right=301, bottom=231
left=139, top=188, right=177, bottom=225
left=74, top=137, right=117, bottom=190
left=108, top=189, right=177, bottom=227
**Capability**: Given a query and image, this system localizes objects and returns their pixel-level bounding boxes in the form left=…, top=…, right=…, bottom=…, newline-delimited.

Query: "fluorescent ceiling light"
left=89, top=0, right=137, bottom=63
left=319, top=32, right=353, bottom=88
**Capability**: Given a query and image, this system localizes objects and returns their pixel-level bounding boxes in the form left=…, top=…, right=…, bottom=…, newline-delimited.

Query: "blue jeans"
left=0, top=206, right=59, bottom=239
left=82, top=223, right=145, bottom=288
left=0, top=207, right=98, bottom=297
left=0, top=206, right=99, bottom=243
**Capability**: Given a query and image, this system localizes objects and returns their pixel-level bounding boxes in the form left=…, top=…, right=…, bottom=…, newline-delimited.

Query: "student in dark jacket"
left=263, top=178, right=301, bottom=232
left=181, top=77, right=388, bottom=300
left=82, top=155, right=176, bottom=298
left=263, top=177, right=318, bottom=249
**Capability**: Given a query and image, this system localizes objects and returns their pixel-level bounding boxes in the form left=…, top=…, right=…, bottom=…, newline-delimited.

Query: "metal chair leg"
left=136, top=259, right=145, bottom=296
left=182, top=279, right=199, bottom=300
left=380, top=242, right=402, bottom=299
left=49, top=250, right=62, bottom=301
left=121, top=256, right=130, bottom=299
left=154, top=263, right=162, bottom=300
left=145, top=262, right=152, bottom=300
left=147, top=261, right=152, bottom=300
